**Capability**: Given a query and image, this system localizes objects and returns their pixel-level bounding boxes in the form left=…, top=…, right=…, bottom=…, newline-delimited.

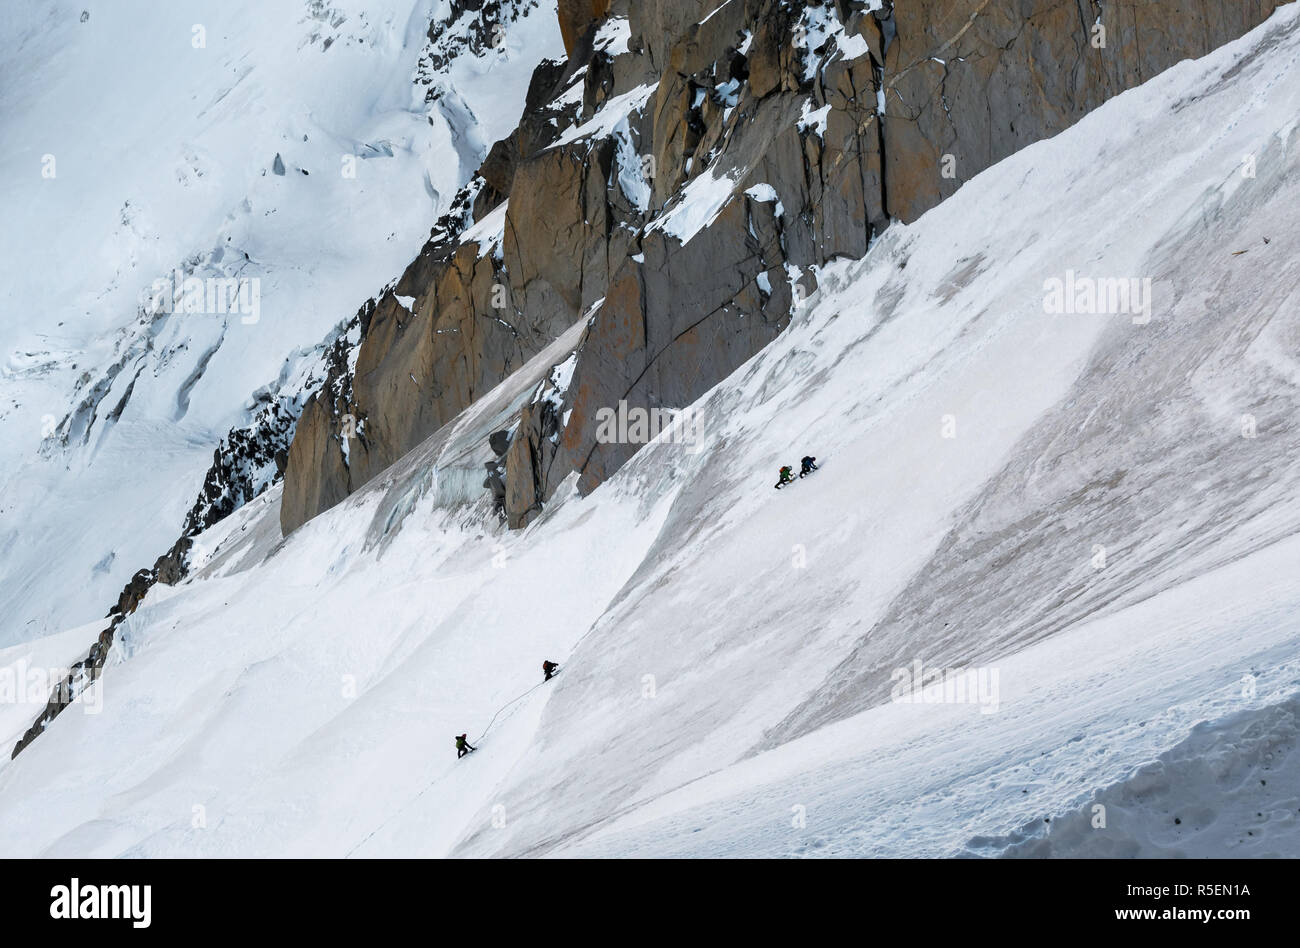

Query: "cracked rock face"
left=278, top=0, right=1284, bottom=539
left=880, top=0, right=1285, bottom=222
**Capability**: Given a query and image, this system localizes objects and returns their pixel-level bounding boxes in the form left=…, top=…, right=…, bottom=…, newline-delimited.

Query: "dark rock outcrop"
left=181, top=395, right=296, bottom=537
left=10, top=534, right=193, bottom=759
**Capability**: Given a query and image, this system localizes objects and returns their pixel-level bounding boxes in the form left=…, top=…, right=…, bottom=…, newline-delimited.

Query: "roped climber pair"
left=453, top=660, right=560, bottom=758
left=775, top=455, right=818, bottom=489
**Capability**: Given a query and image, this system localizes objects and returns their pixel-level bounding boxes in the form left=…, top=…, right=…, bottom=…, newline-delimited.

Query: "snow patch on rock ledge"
left=551, top=82, right=658, bottom=148
left=647, top=166, right=740, bottom=245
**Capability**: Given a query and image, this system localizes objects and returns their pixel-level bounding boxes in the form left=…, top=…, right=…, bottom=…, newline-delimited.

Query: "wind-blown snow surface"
left=2, top=5, right=1299, bottom=858
left=0, top=0, right=561, bottom=643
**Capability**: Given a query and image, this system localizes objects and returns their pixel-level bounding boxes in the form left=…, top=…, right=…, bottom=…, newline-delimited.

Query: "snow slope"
left=0, top=0, right=561, bottom=643
left=0, top=3, right=1298, bottom=858
left=556, top=533, right=1300, bottom=857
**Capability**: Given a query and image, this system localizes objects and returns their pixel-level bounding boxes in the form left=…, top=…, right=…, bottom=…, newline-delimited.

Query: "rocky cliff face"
left=558, top=0, right=612, bottom=53
left=879, top=0, right=1284, bottom=220
left=278, top=0, right=1284, bottom=538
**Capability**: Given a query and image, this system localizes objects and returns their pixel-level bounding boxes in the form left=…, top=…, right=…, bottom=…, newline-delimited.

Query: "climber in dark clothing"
left=775, top=465, right=795, bottom=489
left=542, top=660, right=559, bottom=682
left=799, top=456, right=818, bottom=477
left=455, top=734, right=476, bottom=758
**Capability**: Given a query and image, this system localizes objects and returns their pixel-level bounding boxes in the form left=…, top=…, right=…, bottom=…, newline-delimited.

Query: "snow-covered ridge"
left=0, top=0, right=562, bottom=643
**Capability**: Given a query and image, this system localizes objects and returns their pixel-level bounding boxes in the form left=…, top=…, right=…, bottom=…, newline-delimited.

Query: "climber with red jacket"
left=543, top=660, right=559, bottom=682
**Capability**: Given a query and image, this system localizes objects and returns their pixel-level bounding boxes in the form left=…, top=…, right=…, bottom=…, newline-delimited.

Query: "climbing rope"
left=345, top=765, right=449, bottom=858
left=469, top=674, right=554, bottom=745
left=344, top=667, right=559, bottom=858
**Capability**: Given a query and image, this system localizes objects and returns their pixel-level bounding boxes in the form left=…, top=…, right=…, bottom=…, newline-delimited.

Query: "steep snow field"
left=0, top=0, right=561, bottom=643
left=560, top=535, right=1300, bottom=857
left=1, top=4, right=1298, bottom=858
